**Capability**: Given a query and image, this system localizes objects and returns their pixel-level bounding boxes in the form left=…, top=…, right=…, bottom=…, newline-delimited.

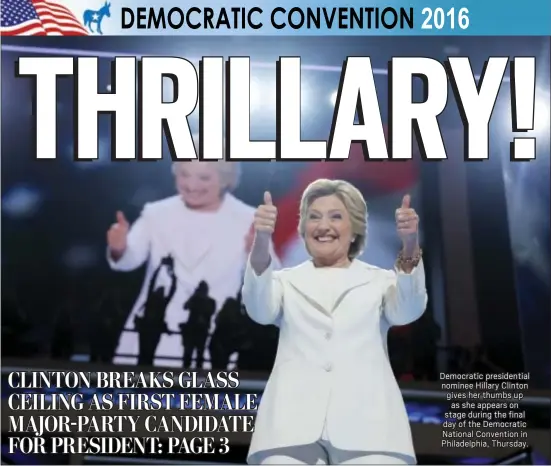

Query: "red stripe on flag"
left=32, top=0, right=89, bottom=35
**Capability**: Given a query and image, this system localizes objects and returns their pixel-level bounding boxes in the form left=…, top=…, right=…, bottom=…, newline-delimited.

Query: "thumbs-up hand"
left=395, top=194, right=419, bottom=245
left=253, top=191, right=278, bottom=237
left=107, top=210, right=130, bottom=256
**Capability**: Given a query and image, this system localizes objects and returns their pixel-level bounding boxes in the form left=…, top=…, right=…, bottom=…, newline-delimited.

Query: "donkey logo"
left=83, top=2, right=111, bottom=35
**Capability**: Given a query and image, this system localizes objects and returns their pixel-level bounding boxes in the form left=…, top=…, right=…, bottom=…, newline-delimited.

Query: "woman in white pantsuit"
left=107, top=153, right=278, bottom=368
left=243, top=179, right=427, bottom=465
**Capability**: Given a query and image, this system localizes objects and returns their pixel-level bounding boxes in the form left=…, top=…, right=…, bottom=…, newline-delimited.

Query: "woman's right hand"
left=107, top=211, right=129, bottom=257
left=254, top=191, right=278, bottom=237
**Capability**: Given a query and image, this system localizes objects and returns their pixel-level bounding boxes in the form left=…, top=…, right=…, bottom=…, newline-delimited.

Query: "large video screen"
left=1, top=37, right=426, bottom=372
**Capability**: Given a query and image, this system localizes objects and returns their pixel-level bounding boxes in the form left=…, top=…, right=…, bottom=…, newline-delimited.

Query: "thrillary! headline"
left=16, top=55, right=539, bottom=162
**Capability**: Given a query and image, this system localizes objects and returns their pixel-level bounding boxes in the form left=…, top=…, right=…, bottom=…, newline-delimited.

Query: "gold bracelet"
left=397, top=248, right=422, bottom=265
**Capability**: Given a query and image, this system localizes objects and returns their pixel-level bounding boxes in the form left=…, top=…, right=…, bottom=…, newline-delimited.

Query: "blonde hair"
left=171, top=134, right=241, bottom=191
left=298, top=179, right=368, bottom=259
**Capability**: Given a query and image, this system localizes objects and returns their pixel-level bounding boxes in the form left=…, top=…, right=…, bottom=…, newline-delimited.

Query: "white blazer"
left=242, top=257, right=427, bottom=464
left=108, top=193, right=275, bottom=368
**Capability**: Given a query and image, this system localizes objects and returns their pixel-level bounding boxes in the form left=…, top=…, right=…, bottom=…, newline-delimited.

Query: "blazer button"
left=325, top=332, right=332, bottom=340
left=324, top=363, right=332, bottom=372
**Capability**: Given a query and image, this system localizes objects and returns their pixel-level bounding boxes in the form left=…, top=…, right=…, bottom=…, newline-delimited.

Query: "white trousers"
left=255, top=424, right=413, bottom=465
left=256, top=443, right=411, bottom=465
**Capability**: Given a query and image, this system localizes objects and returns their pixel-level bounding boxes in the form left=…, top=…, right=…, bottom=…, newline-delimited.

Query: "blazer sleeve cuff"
left=106, top=247, right=138, bottom=271
left=244, top=256, right=276, bottom=285
left=394, top=259, right=425, bottom=289
left=242, top=257, right=282, bottom=326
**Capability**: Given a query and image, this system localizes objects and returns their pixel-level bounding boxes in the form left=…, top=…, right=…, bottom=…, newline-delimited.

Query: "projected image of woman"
left=106, top=138, right=278, bottom=368
left=243, top=179, right=427, bottom=465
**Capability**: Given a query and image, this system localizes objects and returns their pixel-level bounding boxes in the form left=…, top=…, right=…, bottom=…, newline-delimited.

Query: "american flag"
left=1, top=0, right=89, bottom=35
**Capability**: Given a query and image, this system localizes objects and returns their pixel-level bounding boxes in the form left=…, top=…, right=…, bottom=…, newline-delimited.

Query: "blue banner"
left=2, top=0, right=550, bottom=36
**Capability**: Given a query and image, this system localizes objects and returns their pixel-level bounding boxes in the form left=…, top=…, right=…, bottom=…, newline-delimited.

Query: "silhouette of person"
left=209, top=291, right=247, bottom=370
left=180, top=281, right=216, bottom=369
left=90, top=288, right=126, bottom=363
left=51, top=297, right=75, bottom=360
left=134, top=255, right=177, bottom=366
left=2, top=295, right=33, bottom=357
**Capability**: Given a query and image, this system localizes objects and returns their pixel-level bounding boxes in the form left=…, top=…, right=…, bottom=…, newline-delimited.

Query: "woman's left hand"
left=395, top=194, right=419, bottom=251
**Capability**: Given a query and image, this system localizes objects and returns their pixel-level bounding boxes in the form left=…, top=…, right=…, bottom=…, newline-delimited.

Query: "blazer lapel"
left=286, top=260, right=375, bottom=317
left=331, top=261, right=375, bottom=313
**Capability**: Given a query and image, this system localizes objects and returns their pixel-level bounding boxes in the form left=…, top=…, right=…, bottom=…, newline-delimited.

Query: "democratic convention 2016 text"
left=121, top=7, right=414, bottom=30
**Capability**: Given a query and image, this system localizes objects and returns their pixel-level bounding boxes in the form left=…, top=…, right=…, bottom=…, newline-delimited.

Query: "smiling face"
left=304, top=194, right=354, bottom=267
left=173, top=161, right=224, bottom=211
